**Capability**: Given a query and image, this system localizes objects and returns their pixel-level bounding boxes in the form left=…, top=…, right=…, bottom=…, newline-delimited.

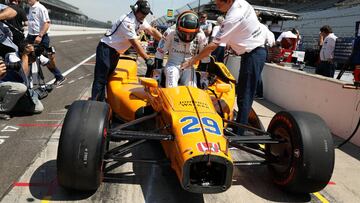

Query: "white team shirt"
left=276, top=31, right=297, bottom=42
left=211, top=25, right=226, bottom=47
left=28, top=1, right=50, bottom=35
left=320, top=33, right=337, bottom=61
left=260, top=24, right=275, bottom=47
left=101, top=12, right=150, bottom=53
left=213, top=0, right=266, bottom=55
left=200, top=20, right=212, bottom=37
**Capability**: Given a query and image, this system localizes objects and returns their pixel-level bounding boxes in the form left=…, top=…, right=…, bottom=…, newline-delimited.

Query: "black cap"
left=131, top=0, right=153, bottom=15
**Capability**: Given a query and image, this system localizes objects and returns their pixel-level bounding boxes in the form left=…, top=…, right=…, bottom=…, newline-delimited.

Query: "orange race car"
left=56, top=56, right=334, bottom=194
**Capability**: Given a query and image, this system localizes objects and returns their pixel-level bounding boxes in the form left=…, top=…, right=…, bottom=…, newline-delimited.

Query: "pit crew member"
left=91, top=0, right=162, bottom=101
left=181, top=0, right=268, bottom=136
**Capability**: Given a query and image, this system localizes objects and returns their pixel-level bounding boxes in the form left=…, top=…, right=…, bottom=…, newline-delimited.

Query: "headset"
left=130, top=0, right=153, bottom=15
left=105, top=1, right=151, bottom=37
left=131, top=2, right=139, bottom=13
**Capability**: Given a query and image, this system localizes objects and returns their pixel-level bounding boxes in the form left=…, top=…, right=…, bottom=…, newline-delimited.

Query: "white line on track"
left=36, top=120, right=61, bottom=122
left=59, top=39, right=73, bottom=43
left=68, top=80, right=75, bottom=84
left=0, top=136, right=10, bottom=139
left=48, top=113, right=66, bottom=115
left=86, top=37, right=93, bottom=39
left=47, top=54, right=96, bottom=85
left=78, top=76, right=84, bottom=80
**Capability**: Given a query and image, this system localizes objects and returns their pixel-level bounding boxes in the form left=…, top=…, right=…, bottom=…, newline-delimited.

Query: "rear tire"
left=266, top=111, right=334, bottom=194
left=57, top=100, right=110, bottom=191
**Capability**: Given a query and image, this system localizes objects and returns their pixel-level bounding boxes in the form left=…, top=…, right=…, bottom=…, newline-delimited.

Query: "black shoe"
left=54, top=77, right=66, bottom=86
left=0, top=113, right=11, bottom=120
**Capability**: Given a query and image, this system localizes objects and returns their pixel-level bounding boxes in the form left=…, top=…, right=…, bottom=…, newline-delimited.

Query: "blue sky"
left=62, top=0, right=198, bottom=22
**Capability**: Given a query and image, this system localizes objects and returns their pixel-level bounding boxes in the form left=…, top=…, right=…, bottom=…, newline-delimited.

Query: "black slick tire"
left=266, top=111, right=334, bottom=194
left=57, top=100, right=110, bottom=191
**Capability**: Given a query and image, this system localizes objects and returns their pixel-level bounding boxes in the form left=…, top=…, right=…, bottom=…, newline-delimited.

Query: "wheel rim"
left=268, top=127, right=293, bottom=177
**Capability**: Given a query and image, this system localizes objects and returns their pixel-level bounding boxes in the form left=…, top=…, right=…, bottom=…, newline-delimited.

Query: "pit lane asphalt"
left=1, top=34, right=360, bottom=202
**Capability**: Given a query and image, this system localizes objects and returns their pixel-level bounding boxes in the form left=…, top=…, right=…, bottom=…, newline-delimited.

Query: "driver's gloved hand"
left=145, top=58, right=154, bottom=77
left=154, top=58, right=163, bottom=69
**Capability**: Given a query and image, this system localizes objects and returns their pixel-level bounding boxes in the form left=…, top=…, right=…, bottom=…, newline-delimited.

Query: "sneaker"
left=53, top=77, right=66, bottom=86
left=0, top=113, right=11, bottom=120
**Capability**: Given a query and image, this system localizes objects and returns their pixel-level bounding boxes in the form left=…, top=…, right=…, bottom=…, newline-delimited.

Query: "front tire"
left=266, top=111, right=334, bottom=193
left=57, top=100, right=110, bottom=191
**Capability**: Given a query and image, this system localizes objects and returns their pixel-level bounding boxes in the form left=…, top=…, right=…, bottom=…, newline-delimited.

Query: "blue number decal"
left=180, top=116, right=201, bottom=135
left=202, top=117, right=221, bottom=136
left=180, top=116, right=221, bottom=136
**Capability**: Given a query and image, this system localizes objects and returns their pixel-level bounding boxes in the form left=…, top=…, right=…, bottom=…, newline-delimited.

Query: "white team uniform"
left=27, top=1, right=50, bottom=35
left=155, top=28, right=208, bottom=87
left=211, top=25, right=226, bottom=47
left=101, top=12, right=150, bottom=53
left=276, top=31, right=297, bottom=42
left=320, top=33, right=337, bottom=61
left=260, top=24, right=275, bottom=47
left=213, top=0, right=266, bottom=55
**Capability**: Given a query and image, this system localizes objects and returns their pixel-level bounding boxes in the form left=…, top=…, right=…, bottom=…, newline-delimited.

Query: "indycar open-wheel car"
left=57, top=56, right=334, bottom=194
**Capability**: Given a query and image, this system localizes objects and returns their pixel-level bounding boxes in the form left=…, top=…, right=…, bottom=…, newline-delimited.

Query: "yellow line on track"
left=313, top=192, right=329, bottom=203
left=41, top=196, right=52, bottom=203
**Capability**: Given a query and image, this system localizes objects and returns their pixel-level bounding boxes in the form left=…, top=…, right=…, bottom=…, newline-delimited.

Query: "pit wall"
left=24, top=24, right=107, bottom=37
left=263, top=63, right=360, bottom=146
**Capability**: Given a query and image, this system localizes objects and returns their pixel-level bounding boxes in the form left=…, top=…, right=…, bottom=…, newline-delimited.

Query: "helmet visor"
left=177, top=30, right=198, bottom=42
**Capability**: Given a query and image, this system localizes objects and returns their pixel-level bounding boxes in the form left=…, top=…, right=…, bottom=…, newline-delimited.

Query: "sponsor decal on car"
left=197, top=142, right=220, bottom=153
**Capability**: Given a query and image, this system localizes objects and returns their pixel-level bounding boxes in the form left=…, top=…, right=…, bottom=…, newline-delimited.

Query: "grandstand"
left=153, top=0, right=299, bottom=26
left=0, top=0, right=110, bottom=28
left=154, top=0, right=359, bottom=50
left=282, top=0, right=360, bottom=49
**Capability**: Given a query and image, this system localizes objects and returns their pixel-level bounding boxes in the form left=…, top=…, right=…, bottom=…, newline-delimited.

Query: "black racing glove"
left=154, top=58, right=163, bottom=69
left=145, top=58, right=155, bottom=77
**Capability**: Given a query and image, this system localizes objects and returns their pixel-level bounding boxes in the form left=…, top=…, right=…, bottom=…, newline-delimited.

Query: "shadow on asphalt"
left=29, top=160, right=95, bottom=201
left=28, top=143, right=312, bottom=202
left=231, top=163, right=311, bottom=202
left=102, top=141, right=205, bottom=203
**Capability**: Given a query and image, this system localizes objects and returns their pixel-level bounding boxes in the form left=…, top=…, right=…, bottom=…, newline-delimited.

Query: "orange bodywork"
left=107, top=56, right=236, bottom=193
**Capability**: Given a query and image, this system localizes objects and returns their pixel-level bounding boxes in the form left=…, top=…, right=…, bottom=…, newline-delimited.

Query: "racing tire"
left=57, top=100, right=110, bottom=191
left=266, top=111, right=334, bottom=194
